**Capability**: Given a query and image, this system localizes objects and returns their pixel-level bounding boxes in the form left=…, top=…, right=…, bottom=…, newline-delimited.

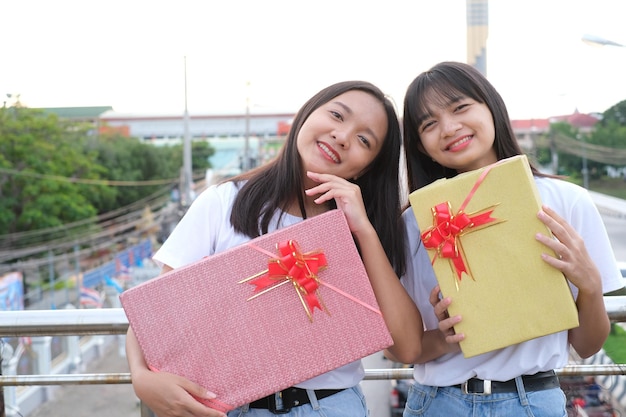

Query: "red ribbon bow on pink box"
left=240, top=239, right=328, bottom=321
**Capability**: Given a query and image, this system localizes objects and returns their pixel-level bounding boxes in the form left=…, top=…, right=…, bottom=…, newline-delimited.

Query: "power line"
left=552, top=134, right=626, bottom=165
left=0, top=167, right=179, bottom=186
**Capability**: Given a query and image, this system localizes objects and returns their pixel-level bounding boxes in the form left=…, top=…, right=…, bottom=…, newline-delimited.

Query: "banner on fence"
left=0, top=272, right=24, bottom=311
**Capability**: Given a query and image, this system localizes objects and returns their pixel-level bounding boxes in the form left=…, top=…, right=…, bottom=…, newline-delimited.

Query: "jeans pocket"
left=404, top=383, right=433, bottom=415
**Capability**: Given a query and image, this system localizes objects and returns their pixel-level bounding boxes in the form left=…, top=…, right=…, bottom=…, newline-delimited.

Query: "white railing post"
left=65, top=335, right=82, bottom=373
left=63, top=305, right=82, bottom=373
left=31, top=336, right=53, bottom=404
left=31, top=337, right=52, bottom=376
left=0, top=342, right=17, bottom=417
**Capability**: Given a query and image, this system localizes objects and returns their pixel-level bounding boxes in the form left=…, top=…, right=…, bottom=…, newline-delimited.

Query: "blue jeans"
left=404, top=379, right=567, bottom=417
left=228, top=385, right=368, bottom=417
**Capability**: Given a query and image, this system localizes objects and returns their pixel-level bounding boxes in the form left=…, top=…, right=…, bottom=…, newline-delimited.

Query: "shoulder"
left=192, top=181, right=242, bottom=211
left=402, top=207, right=420, bottom=238
left=534, top=176, right=587, bottom=198
left=534, top=177, right=595, bottom=215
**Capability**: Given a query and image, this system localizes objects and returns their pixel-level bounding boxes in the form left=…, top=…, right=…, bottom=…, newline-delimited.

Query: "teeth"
left=318, top=143, right=339, bottom=162
left=448, top=136, right=471, bottom=150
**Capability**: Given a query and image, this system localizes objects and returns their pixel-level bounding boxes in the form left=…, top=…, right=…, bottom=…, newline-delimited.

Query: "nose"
left=441, top=116, right=461, bottom=137
left=332, top=127, right=350, bottom=148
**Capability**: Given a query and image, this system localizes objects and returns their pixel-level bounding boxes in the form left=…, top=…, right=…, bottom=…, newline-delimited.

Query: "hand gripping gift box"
left=120, top=209, right=392, bottom=413
left=408, top=155, right=579, bottom=358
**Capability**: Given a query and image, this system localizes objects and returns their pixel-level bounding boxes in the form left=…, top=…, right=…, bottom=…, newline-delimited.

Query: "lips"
left=446, top=135, right=472, bottom=151
left=318, top=142, right=341, bottom=163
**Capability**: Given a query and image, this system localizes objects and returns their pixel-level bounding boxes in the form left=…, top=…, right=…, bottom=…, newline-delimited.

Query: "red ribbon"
left=421, top=203, right=496, bottom=280
left=249, top=240, right=327, bottom=316
left=420, top=161, right=504, bottom=281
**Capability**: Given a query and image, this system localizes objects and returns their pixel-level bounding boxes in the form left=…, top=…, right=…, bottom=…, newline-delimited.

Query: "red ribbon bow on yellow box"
left=421, top=202, right=498, bottom=281
left=420, top=162, right=505, bottom=283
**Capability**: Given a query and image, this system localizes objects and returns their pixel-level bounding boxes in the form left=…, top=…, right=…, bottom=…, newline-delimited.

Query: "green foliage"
left=0, top=107, right=102, bottom=233
left=599, top=99, right=626, bottom=127
left=588, top=178, right=626, bottom=200
left=542, top=113, right=626, bottom=179
left=534, top=140, right=552, bottom=167
left=603, top=324, right=626, bottom=366
left=191, top=141, right=215, bottom=171
left=0, top=106, right=214, bottom=235
left=548, top=122, right=585, bottom=176
left=590, top=119, right=626, bottom=149
left=87, top=134, right=213, bottom=211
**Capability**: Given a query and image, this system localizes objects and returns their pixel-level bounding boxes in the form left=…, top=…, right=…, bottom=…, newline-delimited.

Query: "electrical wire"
left=0, top=167, right=178, bottom=186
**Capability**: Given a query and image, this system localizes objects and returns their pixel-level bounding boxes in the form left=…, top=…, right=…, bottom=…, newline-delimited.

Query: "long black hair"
left=403, top=61, right=548, bottom=191
left=229, top=80, right=405, bottom=275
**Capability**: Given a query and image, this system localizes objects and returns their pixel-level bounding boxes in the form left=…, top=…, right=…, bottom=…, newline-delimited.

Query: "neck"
left=286, top=195, right=330, bottom=218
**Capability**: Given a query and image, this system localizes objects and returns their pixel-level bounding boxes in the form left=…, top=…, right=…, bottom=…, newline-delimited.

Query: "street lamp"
left=581, top=34, right=625, bottom=48
left=577, top=133, right=589, bottom=190
left=182, top=56, right=193, bottom=206
left=243, top=81, right=251, bottom=172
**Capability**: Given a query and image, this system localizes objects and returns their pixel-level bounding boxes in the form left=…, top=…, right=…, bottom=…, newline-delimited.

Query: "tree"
left=87, top=134, right=214, bottom=211
left=540, top=101, right=626, bottom=180
left=0, top=106, right=215, bottom=235
left=86, top=133, right=178, bottom=212
left=599, top=99, right=626, bottom=127
left=0, top=107, right=106, bottom=234
left=545, top=122, right=585, bottom=177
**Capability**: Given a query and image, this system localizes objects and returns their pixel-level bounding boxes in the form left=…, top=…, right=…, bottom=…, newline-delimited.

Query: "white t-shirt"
left=154, top=181, right=364, bottom=389
left=401, top=176, right=624, bottom=386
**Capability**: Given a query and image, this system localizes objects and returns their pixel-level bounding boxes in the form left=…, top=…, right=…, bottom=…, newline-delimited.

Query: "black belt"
left=453, top=370, right=560, bottom=395
left=250, top=387, right=344, bottom=414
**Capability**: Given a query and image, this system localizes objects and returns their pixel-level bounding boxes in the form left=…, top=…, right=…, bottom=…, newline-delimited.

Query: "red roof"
left=511, top=111, right=600, bottom=132
left=510, top=119, right=551, bottom=130
left=551, top=112, right=600, bottom=128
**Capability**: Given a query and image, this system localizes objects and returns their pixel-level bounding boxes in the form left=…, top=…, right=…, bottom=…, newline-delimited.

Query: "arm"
left=305, top=172, right=424, bottom=363
left=396, top=285, right=463, bottom=364
left=536, top=205, right=610, bottom=358
left=126, top=266, right=227, bottom=417
left=352, top=222, right=424, bottom=362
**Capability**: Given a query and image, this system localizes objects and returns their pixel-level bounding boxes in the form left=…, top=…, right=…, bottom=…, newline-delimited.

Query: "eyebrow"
left=332, top=100, right=382, bottom=145
left=417, top=95, right=465, bottom=125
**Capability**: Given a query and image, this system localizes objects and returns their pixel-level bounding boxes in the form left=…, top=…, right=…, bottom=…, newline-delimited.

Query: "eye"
left=420, top=119, right=436, bottom=133
left=329, top=110, right=343, bottom=121
left=357, top=135, right=371, bottom=148
left=454, top=101, right=472, bottom=113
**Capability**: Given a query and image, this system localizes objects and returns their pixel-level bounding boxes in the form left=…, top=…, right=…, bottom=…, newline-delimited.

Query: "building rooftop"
left=39, top=106, right=114, bottom=120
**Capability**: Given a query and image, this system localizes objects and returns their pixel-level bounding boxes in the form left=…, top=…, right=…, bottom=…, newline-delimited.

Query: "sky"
left=2, top=0, right=625, bottom=120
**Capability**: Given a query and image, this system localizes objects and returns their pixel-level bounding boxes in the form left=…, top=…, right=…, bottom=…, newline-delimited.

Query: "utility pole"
left=243, top=81, right=251, bottom=171
left=579, top=133, right=589, bottom=189
left=182, top=56, right=193, bottom=206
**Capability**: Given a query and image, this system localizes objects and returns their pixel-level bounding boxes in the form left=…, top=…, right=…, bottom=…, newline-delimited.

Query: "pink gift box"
left=120, top=209, right=392, bottom=413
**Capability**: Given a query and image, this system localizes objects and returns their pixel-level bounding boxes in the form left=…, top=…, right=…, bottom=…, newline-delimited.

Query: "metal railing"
left=2, top=297, right=626, bottom=416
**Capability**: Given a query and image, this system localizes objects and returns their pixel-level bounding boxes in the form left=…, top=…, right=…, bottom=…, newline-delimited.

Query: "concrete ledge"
left=589, top=191, right=626, bottom=219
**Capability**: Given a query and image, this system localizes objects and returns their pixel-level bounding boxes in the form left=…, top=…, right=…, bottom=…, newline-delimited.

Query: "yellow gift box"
left=408, top=155, right=578, bottom=358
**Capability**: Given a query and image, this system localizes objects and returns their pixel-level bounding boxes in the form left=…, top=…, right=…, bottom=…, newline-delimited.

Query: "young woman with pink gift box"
left=397, top=61, right=624, bottom=417
left=125, top=80, right=424, bottom=417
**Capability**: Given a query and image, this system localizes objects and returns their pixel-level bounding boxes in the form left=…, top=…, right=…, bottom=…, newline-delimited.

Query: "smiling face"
left=417, top=90, right=498, bottom=173
left=296, top=89, right=387, bottom=183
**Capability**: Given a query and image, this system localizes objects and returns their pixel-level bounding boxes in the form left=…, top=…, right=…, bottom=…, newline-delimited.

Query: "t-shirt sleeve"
left=400, top=208, right=439, bottom=331
left=153, top=184, right=228, bottom=269
left=566, top=188, right=623, bottom=294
